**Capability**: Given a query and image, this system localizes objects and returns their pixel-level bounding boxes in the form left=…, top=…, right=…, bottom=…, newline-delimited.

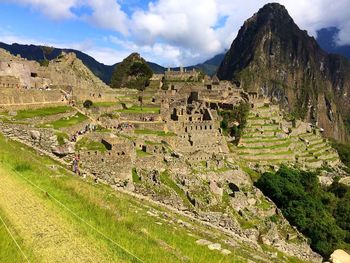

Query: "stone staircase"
left=234, top=103, right=340, bottom=168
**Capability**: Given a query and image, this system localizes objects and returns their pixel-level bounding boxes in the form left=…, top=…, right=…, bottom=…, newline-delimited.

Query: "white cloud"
left=0, top=0, right=79, bottom=19
left=0, top=0, right=129, bottom=33
left=2, top=0, right=350, bottom=66
left=129, top=0, right=223, bottom=65
left=84, top=0, right=129, bottom=34
left=84, top=47, right=130, bottom=65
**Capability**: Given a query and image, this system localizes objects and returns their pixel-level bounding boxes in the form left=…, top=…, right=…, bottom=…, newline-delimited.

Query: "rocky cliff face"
left=217, top=3, right=350, bottom=142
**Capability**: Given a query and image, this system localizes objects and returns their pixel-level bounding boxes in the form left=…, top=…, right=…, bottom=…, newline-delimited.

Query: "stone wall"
left=0, top=75, right=20, bottom=88
left=80, top=150, right=133, bottom=187
left=0, top=88, right=66, bottom=110
left=119, top=112, right=161, bottom=122
left=133, top=122, right=166, bottom=131
left=61, top=119, right=91, bottom=136
left=0, top=122, right=58, bottom=153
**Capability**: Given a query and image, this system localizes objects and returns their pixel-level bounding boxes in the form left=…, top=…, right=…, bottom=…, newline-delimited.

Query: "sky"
left=0, top=0, right=350, bottom=66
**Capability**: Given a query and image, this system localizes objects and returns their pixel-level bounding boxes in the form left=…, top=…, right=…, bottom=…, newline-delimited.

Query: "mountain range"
left=0, top=42, right=224, bottom=84
left=1, top=26, right=348, bottom=86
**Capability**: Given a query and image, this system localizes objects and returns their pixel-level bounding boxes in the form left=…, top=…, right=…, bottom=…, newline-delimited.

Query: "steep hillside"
left=194, top=53, right=226, bottom=76
left=217, top=3, right=350, bottom=142
left=110, top=53, right=153, bottom=90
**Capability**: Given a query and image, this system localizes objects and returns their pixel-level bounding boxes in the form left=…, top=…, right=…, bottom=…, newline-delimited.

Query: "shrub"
left=218, top=102, right=250, bottom=143
left=255, top=166, right=349, bottom=258
left=83, top=100, right=93, bottom=109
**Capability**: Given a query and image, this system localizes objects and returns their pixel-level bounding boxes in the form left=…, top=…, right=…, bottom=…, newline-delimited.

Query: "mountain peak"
left=258, top=2, right=290, bottom=16
left=244, top=3, right=294, bottom=32
left=217, top=3, right=350, bottom=142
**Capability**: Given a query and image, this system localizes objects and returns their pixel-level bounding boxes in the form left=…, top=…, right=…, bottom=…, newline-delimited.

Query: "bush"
left=218, top=102, right=250, bottom=143
left=83, top=100, right=93, bottom=109
left=110, top=53, right=153, bottom=90
left=255, top=166, right=349, bottom=258
left=331, top=140, right=350, bottom=168
left=39, top=59, right=49, bottom=67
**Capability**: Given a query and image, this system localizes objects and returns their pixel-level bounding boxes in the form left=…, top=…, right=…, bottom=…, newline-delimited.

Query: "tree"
left=83, top=100, right=93, bottom=109
left=255, top=166, right=348, bottom=258
left=110, top=53, right=153, bottom=90
left=40, top=45, right=54, bottom=63
left=218, top=102, right=250, bottom=142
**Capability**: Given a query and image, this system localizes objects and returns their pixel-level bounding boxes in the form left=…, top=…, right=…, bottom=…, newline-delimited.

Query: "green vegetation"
left=0, top=134, right=243, bottom=262
left=331, top=140, right=350, bottom=169
left=75, top=137, right=107, bottom=152
left=0, top=208, right=34, bottom=263
left=134, top=129, right=176, bottom=137
left=83, top=100, right=93, bottom=109
left=160, top=171, right=193, bottom=208
left=136, top=149, right=151, bottom=157
left=47, top=112, right=88, bottom=129
left=14, top=106, right=71, bottom=120
left=39, top=59, right=49, bottom=67
left=256, top=166, right=350, bottom=258
left=240, top=165, right=260, bottom=182
left=219, top=102, right=250, bottom=143
left=132, top=168, right=141, bottom=184
left=116, top=105, right=160, bottom=114
left=93, top=101, right=117, bottom=107
left=111, top=53, right=153, bottom=90
left=55, top=132, right=69, bottom=146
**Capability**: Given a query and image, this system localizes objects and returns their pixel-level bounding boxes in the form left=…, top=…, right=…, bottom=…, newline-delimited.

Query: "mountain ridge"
left=217, top=3, right=350, bottom=142
left=0, top=42, right=224, bottom=84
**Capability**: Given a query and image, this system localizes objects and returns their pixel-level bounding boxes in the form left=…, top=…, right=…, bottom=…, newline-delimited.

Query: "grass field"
left=116, top=105, right=160, bottom=114
left=136, top=149, right=151, bottom=157
left=134, top=129, right=177, bottom=136
left=93, top=101, right=118, bottom=107
left=0, top=208, right=33, bottom=262
left=0, top=134, right=251, bottom=263
left=41, top=112, right=88, bottom=129
left=13, top=106, right=72, bottom=120
left=75, top=137, right=107, bottom=152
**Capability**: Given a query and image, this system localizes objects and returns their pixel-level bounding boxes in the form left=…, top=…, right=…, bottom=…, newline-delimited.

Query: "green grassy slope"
left=0, top=134, right=248, bottom=263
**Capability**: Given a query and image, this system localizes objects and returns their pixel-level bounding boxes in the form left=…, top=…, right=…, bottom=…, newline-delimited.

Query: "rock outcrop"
left=329, top=249, right=350, bottom=263
left=217, top=3, right=350, bottom=142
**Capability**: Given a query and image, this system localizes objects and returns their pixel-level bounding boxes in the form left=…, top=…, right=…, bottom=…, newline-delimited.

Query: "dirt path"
left=0, top=166, right=116, bottom=263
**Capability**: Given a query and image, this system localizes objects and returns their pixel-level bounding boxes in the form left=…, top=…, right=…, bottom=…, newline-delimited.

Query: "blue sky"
left=0, top=0, right=349, bottom=66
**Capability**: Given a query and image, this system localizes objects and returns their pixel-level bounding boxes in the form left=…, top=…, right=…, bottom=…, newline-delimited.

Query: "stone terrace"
left=235, top=103, right=340, bottom=168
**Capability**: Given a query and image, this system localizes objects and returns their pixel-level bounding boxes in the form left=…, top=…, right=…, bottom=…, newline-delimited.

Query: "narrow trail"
left=0, top=166, right=116, bottom=263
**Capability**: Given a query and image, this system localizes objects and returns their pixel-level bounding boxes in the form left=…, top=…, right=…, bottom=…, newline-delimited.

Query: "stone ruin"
left=166, top=94, right=228, bottom=161
left=164, top=67, right=200, bottom=82
left=80, top=134, right=135, bottom=189
left=0, top=48, right=113, bottom=108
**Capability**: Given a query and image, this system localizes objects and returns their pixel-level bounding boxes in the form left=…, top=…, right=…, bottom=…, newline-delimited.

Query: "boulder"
left=208, top=243, right=221, bottom=250
left=221, top=249, right=232, bottom=255
left=196, top=239, right=212, bottom=246
left=209, top=180, right=223, bottom=197
left=30, top=130, right=41, bottom=141
left=329, top=249, right=350, bottom=263
left=51, top=144, right=75, bottom=156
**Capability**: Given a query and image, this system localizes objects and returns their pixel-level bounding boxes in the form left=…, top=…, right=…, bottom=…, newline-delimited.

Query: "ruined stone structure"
left=166, top=94, right=228, bottom=161
left=80, top=135, right=135, bottom=188
left=0, top=75, right=20, bottom=88
left=164, top=67, right=200, bottom=82
left=0, top=49, right=113, bottom=109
